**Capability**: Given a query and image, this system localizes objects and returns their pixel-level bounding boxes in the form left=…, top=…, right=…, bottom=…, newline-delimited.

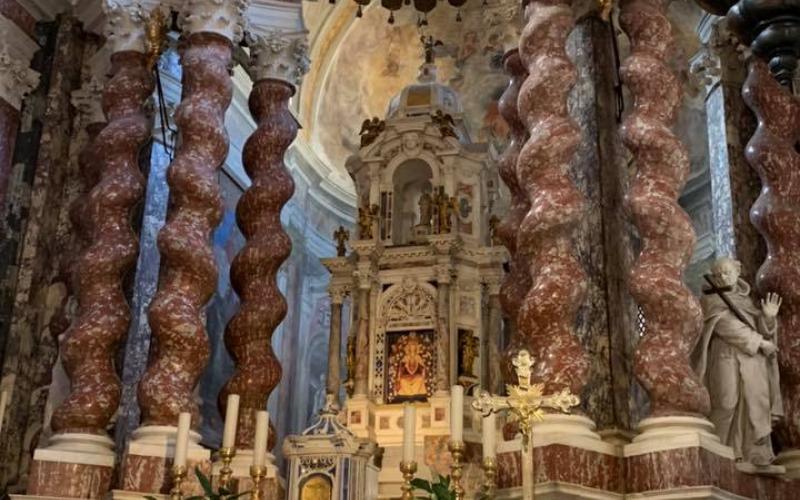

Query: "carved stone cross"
left=472, top=350, right=580, bottom=500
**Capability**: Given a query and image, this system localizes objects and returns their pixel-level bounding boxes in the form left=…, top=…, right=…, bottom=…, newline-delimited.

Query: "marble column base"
left=623, top=416, right=731, bottom=458
left=775, top=449, right=800, bottom=479
left=118, top=425, right=211, bottom=495
left=496, top=415, right=621, bottom=495
left=26, top=433, right=115, bottom=498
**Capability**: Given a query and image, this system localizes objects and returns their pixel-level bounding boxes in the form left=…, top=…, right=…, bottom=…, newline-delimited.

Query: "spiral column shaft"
left=51, top=52, right=152, bottom=434
left=139, top=33, right=233, bottom=426
left=741, top=59, right=800, bottom=446
left=619, top=0, right=710, bottom=417
left=220, top=79, right=296, bottom=450
left=514, top=0, right=589, bottom=394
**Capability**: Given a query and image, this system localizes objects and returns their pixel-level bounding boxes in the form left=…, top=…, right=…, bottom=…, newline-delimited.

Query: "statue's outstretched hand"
left=761, top=293, right=783, bottom=319
left=759, top=340, right=778, bottom=358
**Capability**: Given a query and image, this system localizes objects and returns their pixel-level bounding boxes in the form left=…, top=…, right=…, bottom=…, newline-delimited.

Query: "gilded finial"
left=145, top=8, right=169, bottom=69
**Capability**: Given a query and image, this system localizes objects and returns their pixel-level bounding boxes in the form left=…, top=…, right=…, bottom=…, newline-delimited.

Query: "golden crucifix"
left=472, top=350, right=580, bottom=500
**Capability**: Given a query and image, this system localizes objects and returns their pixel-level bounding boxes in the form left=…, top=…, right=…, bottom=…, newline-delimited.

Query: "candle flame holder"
left=448, top=440, right=465, bottom=500
left=482, top=456, right=497, bottom=497
left=218, top=447, right=236, bottom=490
left=170, top=464, right=187, bottom=500
left=249, top=464, right=267, bottom=500
left=399, top=460, right=417, bottom=500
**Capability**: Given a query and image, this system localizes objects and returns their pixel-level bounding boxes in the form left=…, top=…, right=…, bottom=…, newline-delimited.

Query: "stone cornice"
left=0, top=15, right=39, bottom=110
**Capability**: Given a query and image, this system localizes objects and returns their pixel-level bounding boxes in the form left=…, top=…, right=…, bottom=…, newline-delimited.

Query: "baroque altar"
left=320, top=43, right=506, bottom=498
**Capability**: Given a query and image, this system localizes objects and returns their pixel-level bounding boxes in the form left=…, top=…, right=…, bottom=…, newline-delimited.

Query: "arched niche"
left=391, top=158, right=433, bottom=245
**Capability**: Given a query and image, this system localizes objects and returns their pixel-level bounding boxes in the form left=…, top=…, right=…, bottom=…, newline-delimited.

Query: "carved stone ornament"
left=103, top=1, right=150, bottom=53
left=0, top=47, right=39, bottom=110
left=384, top=282, right=436, bottom=327
left=248, top=30, right=310, bottom=86
left=180, top=0, right=250, bottom=43
left=71, top=78, right=106, bottom=125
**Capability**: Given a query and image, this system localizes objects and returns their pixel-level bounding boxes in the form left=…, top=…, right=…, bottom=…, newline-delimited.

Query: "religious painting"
left=300, top=474, right=332, bottom=500
left=385, top=330, right=436, bottom=403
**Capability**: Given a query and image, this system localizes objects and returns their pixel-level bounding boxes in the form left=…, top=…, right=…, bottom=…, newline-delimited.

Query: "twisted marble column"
left=515, top=0, right=589, bottom=394
left=496, top=49, right=533, bottom=385
left=139, top=32, right=233, bottom=426
left=619, top=0, right=710, bottom=417
left=740, top=59, right=800, bottom=447
left=220, top=35, right=307, bottom=447
left=51, top=51, right=152, bottom=435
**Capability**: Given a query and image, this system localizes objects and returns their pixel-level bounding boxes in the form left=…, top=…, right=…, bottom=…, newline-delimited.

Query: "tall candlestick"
left=253, top=410, right=269, bottom=468
left=174, top=412, right=191, bottom=469
left=450, top=384, right=464, bottom=443
left=0, top=389, right=8, bottom=436
left=402, top=404, right=416, bottom=463
left=483, top=411, right=496, bottom=459
left=222, top=394, right=240, bottom=449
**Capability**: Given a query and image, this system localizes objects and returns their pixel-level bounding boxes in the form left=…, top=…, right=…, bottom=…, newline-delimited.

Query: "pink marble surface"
left=121, top=454, right=211, bottom=495
left=51, top=51, right=152, bottom=435
left=741, top=59, right=800, bottom=448
left=0, top=0, right=36, bottom=38
left=514, top=0, right=589, bottom=395
left=495, top=49, right=534, bottom=384
left=220, top=79, right=296, bottom=450
left=28, top=459, right=112, bottom=498
left=139, top=33, right=234, bottom=427
left=619, top=0, right=710, bottom=417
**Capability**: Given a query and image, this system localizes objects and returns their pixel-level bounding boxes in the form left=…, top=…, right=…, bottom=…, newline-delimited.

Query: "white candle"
left=222, top=394, right=240, bottom=449
left=253, top=411, right=269, bottom=468
left=483, top=412, right=496, bottom=459
left=402, top=404, right=416, bottom=463
left=174, top=412, right=191, bottom=468
left=450, top=385, right=464, bottom=443
left=0, top=390, right=8, bottom=436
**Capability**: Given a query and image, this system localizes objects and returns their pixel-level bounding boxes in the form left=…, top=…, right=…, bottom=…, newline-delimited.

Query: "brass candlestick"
left=448, top=440, right=465, bottom=500
left=399, top=460, right=417, bottom=500
left=482, top=456, right=497, bottom=497
left=218, top=447, right=236, bottom=489
left=170, top=464, right=187, bottom=500
left=249, top=464, right=267, bottom=500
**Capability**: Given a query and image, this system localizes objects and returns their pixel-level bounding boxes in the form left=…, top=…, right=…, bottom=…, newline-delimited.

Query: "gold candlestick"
left=249, top=464, right=267, bottom=500
left=482, top=456, right=497, bottom=497
left=170, top=464, right=187, bottom=500
left=448, top=440, right=465, bottom=500
left=399, top=460, right=417, bottom=500
left=219, top=447, right=236, bottom=490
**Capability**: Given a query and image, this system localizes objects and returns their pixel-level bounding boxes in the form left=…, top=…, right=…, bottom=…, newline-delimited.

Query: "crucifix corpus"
left=472, top=350, right=580, bottom=500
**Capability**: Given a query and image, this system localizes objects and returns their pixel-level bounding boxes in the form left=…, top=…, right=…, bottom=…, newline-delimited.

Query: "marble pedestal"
left=118, top=425, right=211, bottom=496
left=25, top=433, right=115, bottom=498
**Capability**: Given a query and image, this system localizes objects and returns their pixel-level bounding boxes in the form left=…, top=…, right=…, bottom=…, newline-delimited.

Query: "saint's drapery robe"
left=691, top=279, right=783, bottom=465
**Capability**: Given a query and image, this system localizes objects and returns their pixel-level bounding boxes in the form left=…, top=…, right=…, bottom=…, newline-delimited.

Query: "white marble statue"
left=691, top=257, right=784, bottom=468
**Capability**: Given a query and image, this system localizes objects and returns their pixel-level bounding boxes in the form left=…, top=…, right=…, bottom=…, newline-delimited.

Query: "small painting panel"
left=300, top=474, right=332, bottom=500
left=385, top=330, right=436, bottom=403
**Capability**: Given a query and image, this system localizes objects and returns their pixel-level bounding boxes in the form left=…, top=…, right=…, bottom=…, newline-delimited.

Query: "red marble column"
left=138, top=32, right=232, bottom=428
left=496, top=49, right=532, bottom=386
left=220, top=76, right=297, bottom=451
left=619, top=0, right=710, bottom=419
left=741, top=59, right=800, bottom=460
left=28, top=51, right=152, bottom=499
left=515, top=0, right=589, bottom=395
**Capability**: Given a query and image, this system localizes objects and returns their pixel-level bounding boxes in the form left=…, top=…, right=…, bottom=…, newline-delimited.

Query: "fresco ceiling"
left=297, top=0, right=706, bottom=189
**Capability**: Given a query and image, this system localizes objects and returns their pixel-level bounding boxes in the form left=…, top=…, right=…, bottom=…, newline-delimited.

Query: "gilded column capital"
left=247, top=30, right=310, bottom=87
left=179, top=0, right=249, bottom=43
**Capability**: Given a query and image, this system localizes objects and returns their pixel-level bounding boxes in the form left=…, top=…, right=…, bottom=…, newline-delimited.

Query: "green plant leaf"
left=184, top=496, right=205, bottom=500
left=143, top=496, right=159, bottom=500
left=194, top=466, right=215, bottom=496
left=411, top=478, right=433, bottom=492
left=432, top=483, right=453, bottom=500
